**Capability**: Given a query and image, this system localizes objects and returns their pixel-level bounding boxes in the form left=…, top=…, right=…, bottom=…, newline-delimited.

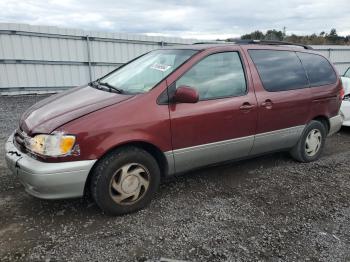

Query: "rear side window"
left=297, top=52, right=337, bottom=87
left=248, top=50, right=309, bottom=92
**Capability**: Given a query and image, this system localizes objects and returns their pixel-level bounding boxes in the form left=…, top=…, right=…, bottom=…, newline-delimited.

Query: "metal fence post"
left=86, top=35, right=93, bottom=82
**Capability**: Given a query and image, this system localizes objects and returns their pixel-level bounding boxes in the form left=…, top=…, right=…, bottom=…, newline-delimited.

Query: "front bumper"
left=328, top=114, right=343, bottom=136
left=5, top=134, right=96, bottom=199
left=340, top=100, right=350, bottom=127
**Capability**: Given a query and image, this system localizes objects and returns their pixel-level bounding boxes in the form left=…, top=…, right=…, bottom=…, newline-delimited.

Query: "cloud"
left=0, top=0, right=349, bottom=39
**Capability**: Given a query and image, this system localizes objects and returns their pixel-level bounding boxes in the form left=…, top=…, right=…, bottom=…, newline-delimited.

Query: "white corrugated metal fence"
left=311, top=45, right=350, bottom=75
left=0, top=23, right=350, bottom=95
left=0, top=23, right=195, bottom=94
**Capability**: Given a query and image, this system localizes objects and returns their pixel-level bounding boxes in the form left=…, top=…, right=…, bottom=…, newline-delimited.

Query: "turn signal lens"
left=60, top=136, right=76, bottom=155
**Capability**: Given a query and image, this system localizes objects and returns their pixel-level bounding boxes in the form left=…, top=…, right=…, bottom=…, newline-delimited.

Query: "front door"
left=168, top=50, right=258, bottom=173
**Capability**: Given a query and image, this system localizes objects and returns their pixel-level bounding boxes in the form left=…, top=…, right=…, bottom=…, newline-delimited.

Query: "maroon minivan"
left=5, top=41, right=344, bottom=215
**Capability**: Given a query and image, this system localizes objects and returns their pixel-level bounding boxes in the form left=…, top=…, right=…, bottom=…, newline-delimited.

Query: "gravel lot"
left=1, top=95, right=350, bottom=262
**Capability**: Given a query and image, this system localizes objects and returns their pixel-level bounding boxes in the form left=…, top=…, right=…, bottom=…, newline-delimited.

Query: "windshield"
left=100, top=49, right=198, bottom=94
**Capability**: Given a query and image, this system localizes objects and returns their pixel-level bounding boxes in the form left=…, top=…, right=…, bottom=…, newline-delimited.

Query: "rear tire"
left=290, top=120, right=327, bottom=162
left=90, top=146, right=160, bottom=215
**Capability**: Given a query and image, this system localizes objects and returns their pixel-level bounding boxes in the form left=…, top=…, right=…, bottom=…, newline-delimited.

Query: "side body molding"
left=250, top=125, right=305, bottom=155
left=165, top=125, right=305, bottom=175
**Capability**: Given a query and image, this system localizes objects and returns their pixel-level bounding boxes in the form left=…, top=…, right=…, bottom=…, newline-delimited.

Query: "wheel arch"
left=312, top=115, right=330, bottom=134
left=83, top=140, right=169, bottom=197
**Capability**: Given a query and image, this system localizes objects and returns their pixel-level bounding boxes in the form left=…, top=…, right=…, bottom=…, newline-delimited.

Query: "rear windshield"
left=248, top=50, right=309, bottom=92
left=100, top=49, right=198, bottom=94
left=296, top=52, right=337, bottom=87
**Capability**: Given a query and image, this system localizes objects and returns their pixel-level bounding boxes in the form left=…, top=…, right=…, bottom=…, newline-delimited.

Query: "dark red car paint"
left=168, top=46, right=258, bottom=151
left=19, top=45, right=342, bottom=171
left=173, top=86, right=199, bottom=103
left=20, top=86, right=133, bottom=135
left=240, top=46, right=342, bottom=134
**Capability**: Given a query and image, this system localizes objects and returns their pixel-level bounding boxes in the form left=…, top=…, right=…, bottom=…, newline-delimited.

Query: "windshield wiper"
left=98, top=81, right=124, bottom=94
left=88, top=80, right=99, bottom=88
left=88, top=80, right=124, bottom=94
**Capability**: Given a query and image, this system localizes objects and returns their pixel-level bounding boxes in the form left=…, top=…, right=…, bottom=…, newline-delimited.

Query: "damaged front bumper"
left=5, top=133, right=96, bottom=199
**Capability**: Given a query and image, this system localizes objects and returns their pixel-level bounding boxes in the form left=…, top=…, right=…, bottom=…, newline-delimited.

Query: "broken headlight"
left=28, top=133, right=76, bottom=157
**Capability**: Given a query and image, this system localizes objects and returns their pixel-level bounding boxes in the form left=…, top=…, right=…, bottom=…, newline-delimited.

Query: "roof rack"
left=193, top=40, right=313, bottom=50
left=232, top=40, right=313, bottom=50
left=193, top=41, right=228, bottom=45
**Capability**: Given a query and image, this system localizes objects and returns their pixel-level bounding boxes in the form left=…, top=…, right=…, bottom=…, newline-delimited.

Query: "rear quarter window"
left=297, top=52, right=337, bottom=87
left=248, top=50, right=309, bottom=92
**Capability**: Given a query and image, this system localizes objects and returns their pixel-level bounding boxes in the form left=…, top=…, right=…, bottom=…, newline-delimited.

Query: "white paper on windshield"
left=150, top=63, right=171, bottom=72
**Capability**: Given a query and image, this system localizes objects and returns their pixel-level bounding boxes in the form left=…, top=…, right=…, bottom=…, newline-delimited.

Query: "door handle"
left=261, top=99, right=273, bottom=109
left=239, top=103, right=255, bottom=112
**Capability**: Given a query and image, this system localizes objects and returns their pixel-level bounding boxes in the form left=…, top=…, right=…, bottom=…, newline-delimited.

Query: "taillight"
left=340, top=88, right=345, bottom=100
left=339, top=79, right=345, bottom=100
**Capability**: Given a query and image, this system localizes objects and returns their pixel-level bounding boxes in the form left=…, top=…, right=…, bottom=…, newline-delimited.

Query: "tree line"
left=234, top=29, right=350, bottom=45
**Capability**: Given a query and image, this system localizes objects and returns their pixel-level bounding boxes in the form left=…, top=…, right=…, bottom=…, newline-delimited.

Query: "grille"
left=13, top=129, right=29, bottom=153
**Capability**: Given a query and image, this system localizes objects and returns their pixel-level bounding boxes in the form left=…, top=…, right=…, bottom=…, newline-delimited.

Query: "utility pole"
left=283, top=26, right=286, bottom=39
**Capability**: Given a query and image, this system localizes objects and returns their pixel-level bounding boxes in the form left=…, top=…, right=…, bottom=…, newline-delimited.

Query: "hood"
left=341, top=76, right=350, bottom=94
left=20, top=85, right=133, bottom=135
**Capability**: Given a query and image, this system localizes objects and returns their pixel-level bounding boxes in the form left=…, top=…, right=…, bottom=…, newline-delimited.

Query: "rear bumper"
left=5, top=133, right=96, bottom=199
left=328, top=114, right=343, bottom=136
left=340, top=101, right=350, bottom=127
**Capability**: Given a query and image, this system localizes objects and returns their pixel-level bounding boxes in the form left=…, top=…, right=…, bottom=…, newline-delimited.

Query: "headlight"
left=28, top=133, right=76, bottom=157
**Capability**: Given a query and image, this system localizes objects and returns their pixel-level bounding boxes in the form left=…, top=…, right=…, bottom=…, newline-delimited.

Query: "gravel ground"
left=1, top=95, right=350, bottom=262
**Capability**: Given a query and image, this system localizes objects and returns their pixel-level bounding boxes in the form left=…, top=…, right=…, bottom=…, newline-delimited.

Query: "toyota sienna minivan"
left=5, top=41, right=344, bottom=215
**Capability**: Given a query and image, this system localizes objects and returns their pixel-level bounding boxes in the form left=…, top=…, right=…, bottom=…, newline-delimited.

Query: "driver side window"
left=176, top=52, right=247, bottom=100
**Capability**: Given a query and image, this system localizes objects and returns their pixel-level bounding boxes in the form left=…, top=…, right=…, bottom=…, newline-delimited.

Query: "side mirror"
left=173, top=86, right=199, bottom=103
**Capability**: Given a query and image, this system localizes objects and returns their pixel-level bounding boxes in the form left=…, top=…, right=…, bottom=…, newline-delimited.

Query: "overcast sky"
left=1, top=0, right=349, bottom=40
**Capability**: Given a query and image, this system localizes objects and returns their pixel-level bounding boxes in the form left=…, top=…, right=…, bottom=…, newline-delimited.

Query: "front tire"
left=290, top=120, right=327, bottom=162
left=90, top=146, right=160, bottom=215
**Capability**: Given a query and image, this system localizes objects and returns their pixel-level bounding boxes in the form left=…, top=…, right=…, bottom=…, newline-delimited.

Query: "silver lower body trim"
left=171, top=135, right=254, bottom=174
left=165, top=125, right=305, bottom=175
left=5, top=134, right=96, bottom=199
left=250, top=125, right=305, bottom=155
left=165, top=151, right=176, bottom=175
